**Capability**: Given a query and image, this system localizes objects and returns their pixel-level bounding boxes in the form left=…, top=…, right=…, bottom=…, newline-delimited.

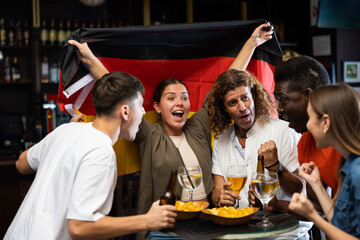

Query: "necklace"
left=235, top=124, right=247, bottom=138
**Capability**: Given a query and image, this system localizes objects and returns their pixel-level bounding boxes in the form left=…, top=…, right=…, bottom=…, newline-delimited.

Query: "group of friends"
left=4, top=22, right=360, bottom=240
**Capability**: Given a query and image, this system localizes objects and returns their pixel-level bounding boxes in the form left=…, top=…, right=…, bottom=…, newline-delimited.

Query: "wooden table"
left=162, top=211, right=300, bottom=240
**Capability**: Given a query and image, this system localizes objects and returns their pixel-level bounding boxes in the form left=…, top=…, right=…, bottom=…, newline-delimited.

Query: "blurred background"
left=0, top=0, right=359, bottom=238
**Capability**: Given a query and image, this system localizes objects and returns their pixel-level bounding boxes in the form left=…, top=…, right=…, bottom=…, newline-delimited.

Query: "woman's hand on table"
left=218, top=182, right=240, bottom=207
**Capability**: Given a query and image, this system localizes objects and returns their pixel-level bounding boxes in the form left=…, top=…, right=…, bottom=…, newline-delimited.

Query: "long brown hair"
left=309, top=83, right=360, bottom=202
left=207, top=69, right=275, bottom=136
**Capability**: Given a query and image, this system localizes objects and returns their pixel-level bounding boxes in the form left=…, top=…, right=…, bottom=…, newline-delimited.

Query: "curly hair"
left=207, top=69, right=275, bottom=136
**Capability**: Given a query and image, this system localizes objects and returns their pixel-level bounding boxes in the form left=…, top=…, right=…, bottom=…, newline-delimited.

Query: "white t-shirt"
left=5, top=122, right=117, bottom=240
left=212, top=117, right=302, bottom=208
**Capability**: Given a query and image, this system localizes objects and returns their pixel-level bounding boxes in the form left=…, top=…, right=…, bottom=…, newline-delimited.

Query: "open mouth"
left=172, top=110, right=184, bottom=119
left=240, top=114, right=249, bottom=119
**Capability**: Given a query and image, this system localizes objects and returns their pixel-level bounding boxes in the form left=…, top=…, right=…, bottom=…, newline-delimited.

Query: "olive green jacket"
left=134, top=105, right=214, bottom=218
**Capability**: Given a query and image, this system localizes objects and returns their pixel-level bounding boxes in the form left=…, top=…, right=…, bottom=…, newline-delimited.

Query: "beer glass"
left=226, top=164, right=247, bottom=207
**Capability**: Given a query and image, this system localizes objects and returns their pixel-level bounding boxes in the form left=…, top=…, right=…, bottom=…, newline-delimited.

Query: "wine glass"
left=177, top=165, right=202, bottom=202
left=226, top=164, right=247, bottom=207
left=250, top=172, right=279, bottom=227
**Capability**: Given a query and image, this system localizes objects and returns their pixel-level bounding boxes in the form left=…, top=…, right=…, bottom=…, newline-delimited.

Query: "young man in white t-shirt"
left=5, top=72, right=177, bottom=240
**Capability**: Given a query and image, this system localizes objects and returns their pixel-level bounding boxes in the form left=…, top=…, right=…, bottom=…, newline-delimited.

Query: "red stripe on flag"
left=58, top=57, right=275, bottom=115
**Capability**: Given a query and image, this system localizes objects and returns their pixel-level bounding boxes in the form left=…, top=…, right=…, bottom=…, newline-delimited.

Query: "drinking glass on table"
left=250, top=172, right=279, bottom=227
left=226, top=164, right=247, bottom=207
left=177, top=165, right=202, bottom=202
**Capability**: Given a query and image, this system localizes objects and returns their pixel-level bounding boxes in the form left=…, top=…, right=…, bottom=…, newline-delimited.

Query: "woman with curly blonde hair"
left=208, top=69, right=304, bottom=210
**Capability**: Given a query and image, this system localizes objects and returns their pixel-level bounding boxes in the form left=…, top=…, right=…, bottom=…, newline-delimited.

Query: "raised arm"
left=68, top=40, right=109, bottom=79
left=228, top=22, right=273, bottom=71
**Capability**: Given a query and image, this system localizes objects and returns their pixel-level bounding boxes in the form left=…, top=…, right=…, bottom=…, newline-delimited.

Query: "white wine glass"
left=226, top=164, right=247, bottom=207
left=250, top=172, right=279, bottom=227
left=177, top=165, right=202, bottom=202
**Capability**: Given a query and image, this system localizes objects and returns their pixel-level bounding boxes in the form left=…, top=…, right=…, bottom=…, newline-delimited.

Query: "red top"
left=297, top=131, right=342, bottom=191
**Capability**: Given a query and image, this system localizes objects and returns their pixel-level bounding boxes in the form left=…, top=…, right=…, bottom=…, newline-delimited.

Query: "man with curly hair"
left=208, top=69, right=303, bottom=210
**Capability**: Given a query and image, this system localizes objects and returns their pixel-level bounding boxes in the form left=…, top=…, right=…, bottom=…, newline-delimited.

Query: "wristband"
left=264, top=160, right=279, bottom=169
left=276, top=162, right=283, bottom=177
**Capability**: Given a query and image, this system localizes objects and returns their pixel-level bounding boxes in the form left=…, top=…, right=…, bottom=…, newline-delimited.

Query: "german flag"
left=59, top=19, right=282, bottom=175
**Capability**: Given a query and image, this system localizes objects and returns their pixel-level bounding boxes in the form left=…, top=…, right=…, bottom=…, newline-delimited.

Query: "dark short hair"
left=153, top=78, right=188, bottom=103
left=274, top=56, right=330, bottom=91
left=92, top=72, right=144, bottom=117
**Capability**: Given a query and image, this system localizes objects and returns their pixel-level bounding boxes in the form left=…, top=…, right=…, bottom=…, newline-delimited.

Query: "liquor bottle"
left=81, top=20, right=86, bottom=28
left=48, top=18, right=57, bottom=47
left=57, top=20, right=65, bottom=47
left=40, top=19, right=48, bottom=46
left=96, top=19, right=102, bottom=28
left=23, top=19, right=30, bottom=46
left=49, top=61, right=59, bottom=83
left=41, top=56, right=49, bottom=83
left=14, top=20, right=22, bottom=46
left=73, top=19, right=79, bottom=30
left=0, top=18, right=6, bottom=46
left=7, top=20, right=14, bottom=46
left=3, top=56, right=11, bottom=82
left=65, top=19, right=71, bottom=39
left=11, top=57, right=21, bottom=82
left=159, top=170, right=177, bottom=205
left=257, top=155, right=264, bottom=174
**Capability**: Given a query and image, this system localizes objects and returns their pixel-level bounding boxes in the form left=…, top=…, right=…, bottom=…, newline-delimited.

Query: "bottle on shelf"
left=14, top=20, right=22, bottom=47
left=41, top=56, right=49, bottom=83
left=81, top=20, right=86, bottom=28
left=96, top=19, right=102, bottom=28
left=40, top=19, right=48, bottom=46
left=23, top=19, right=30, bottom=46
left=7, top=20, right=14, bottom=46
left=57, top=20, right=65, bottom=47
left=11, top=57, right=21, bottom=82
left=159, top=169, right=177, bottom=205
left=89, top=20, right=94, bottom=28
left=0, top=18, right=6, bottom=46
left=65, top=19, right=71, bottom=39
left=3, top=56, right=11, bottom=83
left=73, top=19, right=79, bottom=31
left=257, top=155, right=264, bottom=174
left=49, top=61, right=59, bottom=83
left=48, top=18, right=57, bottom=47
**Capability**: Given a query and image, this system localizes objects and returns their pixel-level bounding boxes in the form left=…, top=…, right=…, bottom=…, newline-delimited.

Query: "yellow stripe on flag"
left=74, top=109, right=205, bottom=176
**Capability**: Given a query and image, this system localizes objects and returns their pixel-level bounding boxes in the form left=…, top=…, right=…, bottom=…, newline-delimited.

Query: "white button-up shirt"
left=212, top=117, right=302, bottom=208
